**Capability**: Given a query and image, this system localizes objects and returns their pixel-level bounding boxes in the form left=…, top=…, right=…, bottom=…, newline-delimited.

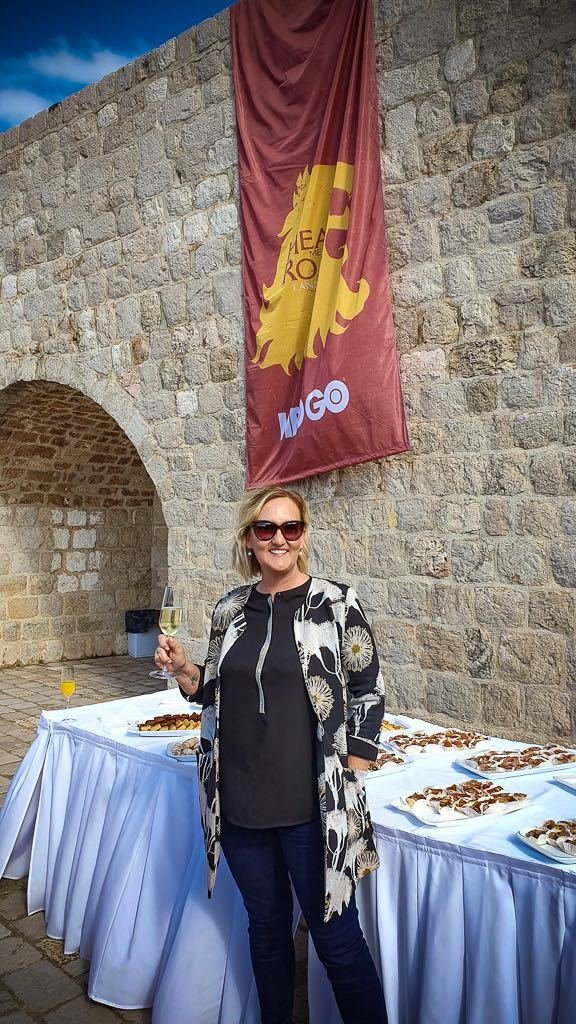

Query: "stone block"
left=393, top=4, right=455, bottom=63
left=444, top=39, right=476, bottom=83
left=392, top=263, right=443, bottom=305
left=521, top=233, right=576, bottom=279
left=424, top=128, right=469, bottom=175
left=541, top=0, right=576, bottom=47
left=519, top=328, right=558, bottom=369
left=135, top=162, right=173, bottom=200
left=454, top=80, right=490, bottom=124
left=386, top=580, right=430, bottom=620
left=459, top=0, right=508, bottom=34
left=407, top=537, right=449, bottom=578
left=481, top=682, right=525, bottom=733
left=550, top=541, right=576, bottom=588
left=444, top=258, right=476, bottom=298
left=395, top=497, right=437, bottom=532
left=472, top=117, right=515, bottom=159
left=160, top=88, right=202, bottom=125
left=464, top=627, right=494, bottom=678
left=491, top=83, right=528, bottom=114
left=497, top=539, right=549, bottom=585
left=385, top=103, right=418, bottom=147
left=451, top=539, right=494, bottom=583
left=513, top=411, right=560, bottom=449
left=497, top=148, right=549, bottom=194
left=498, top=631, right=565, bottom=685
left=430, top=584, right=475, bottom=626
left=452, top=161, right=496, bottom=208
left=439, top=210, right=488, bottom=256
left=416, top=91, right=453, bottom=137
left=529, top=590, right=575, bottom=633
left=561, top=501, right=576, bottom=535
left=426, top=673, right=483, bottom=725
left=417, top=624, right=464, bottom=672
left=543, top=278, right=576, bottom=327
left=519, top=95, right=570, bottom=145
left=534, top=187, right=568, bottom=234
left=372, top=619, right=417, bottom=666
left=449, top=334, right=518, bottom=377
left=478, top=16, right=540, bottom=74
left=487, top=196, right=531, bottom=245
left=401, top=176, right=451, bottom=222
left=476, top=586, right=525, bottom=627
left=465, top=378, right=498, bottom=413
left=420, top=302, right=459, bottom=347
left=378, top=55, right=441, bottom=108
left=194, top=175, right=231, bottom=208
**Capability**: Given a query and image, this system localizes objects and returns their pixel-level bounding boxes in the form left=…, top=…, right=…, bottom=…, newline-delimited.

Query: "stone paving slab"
left=0, top=657, right=310, bottom=1024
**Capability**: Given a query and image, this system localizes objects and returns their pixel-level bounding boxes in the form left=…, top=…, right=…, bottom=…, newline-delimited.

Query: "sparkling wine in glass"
left=60, top=665, right=76, bottom=709
left=152, top=587, right=183, bottom=688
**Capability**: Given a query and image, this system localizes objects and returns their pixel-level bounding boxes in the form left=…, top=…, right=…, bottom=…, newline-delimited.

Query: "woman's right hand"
left=154, top=636, right=201, bottom=696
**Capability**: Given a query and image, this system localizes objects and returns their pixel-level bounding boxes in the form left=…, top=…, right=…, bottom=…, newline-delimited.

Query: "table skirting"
left=1, top=691, right=576, bottom=1023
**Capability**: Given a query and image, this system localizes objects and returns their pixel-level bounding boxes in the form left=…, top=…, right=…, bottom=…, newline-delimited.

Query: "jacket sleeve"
left=341, top=587, right=385, bottom=761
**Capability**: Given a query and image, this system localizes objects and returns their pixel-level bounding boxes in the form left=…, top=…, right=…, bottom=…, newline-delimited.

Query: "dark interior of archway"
left=0, top=381, right=154, bottom=507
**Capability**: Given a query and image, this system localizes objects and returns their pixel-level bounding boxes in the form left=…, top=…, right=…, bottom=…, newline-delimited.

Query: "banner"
left=232, top=0, right=409, bottom=487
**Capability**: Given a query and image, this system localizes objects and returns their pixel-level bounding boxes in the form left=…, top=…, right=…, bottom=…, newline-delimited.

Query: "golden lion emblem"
left=253, top=162, right=370, bottom=375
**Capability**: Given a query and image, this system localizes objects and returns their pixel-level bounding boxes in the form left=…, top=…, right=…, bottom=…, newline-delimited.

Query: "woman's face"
left=247, top=496, right=306, bottom=581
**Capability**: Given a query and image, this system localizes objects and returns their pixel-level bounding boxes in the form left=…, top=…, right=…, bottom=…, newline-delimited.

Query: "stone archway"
left=0, top=378, right=168, bottom=666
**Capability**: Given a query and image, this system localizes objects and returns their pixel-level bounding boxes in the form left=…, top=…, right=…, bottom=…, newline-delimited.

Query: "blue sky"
left=1, top=1, right=230, bottom=131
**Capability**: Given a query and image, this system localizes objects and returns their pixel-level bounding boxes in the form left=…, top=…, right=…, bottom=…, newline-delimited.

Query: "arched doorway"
left=0, top=380, right=167, bottom=666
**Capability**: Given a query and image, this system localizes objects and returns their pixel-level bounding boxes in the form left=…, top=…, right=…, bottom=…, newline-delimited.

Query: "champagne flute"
left=151, top=586, right=183, bottom=688
left=60, top=665, right=76, bottom=709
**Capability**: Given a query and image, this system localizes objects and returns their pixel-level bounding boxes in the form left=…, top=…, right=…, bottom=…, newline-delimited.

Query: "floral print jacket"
left=196, top=576, right=385, bottom=922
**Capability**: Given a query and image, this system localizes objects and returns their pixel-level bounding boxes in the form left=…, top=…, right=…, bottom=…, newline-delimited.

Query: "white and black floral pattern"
left=196, top=578, right=385, bottom=922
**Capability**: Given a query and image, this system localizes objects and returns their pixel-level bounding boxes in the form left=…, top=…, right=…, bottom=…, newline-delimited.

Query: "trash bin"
left=125, top=609, right=160, bottom=658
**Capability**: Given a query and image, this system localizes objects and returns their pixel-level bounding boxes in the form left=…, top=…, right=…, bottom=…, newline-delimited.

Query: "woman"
left=155, top=485, right=387, bottom=1024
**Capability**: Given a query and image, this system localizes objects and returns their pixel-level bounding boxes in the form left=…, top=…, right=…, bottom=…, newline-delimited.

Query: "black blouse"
left=217, top=579, right=318, bottom=828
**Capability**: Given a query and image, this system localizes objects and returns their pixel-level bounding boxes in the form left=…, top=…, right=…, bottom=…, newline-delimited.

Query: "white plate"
left=517, top=830, right=576, bottom=865
left=127, top=722, right=201, bottom=738
left=166, top=741, right=199, bottom=762
left=380, top=715, right=414, bottom=736
left=364, top=753, right=412, bottom=779
left=391, top=795, right=532, bottom=828
left=457, top=757, right=576, bottom=780
left=553, top=775, right=576, bottom=792
left=390, top=737, right=492, bottom=757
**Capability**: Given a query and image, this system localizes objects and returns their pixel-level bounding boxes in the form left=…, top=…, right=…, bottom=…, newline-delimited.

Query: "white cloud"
left=28, top=45, right=136, bottom=85
left=0, top=89, right=51, bottom=124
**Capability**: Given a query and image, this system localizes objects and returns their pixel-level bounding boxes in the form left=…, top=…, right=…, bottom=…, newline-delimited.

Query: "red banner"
left=232, top=0, right=409, bottom=487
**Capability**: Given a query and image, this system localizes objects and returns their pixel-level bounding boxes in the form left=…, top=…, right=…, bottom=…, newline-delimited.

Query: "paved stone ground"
left=0, top=657, right=309, bottom=1024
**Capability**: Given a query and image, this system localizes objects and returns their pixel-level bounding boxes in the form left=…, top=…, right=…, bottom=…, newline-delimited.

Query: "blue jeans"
left=221, top=816, right=387, bottom=1024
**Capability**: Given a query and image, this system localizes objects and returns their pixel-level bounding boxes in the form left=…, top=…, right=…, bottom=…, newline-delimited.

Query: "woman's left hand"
left=347, top=755, right=371, bottom=772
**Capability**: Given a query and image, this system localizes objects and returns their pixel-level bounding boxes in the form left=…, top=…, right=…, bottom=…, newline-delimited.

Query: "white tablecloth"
left=0, top=690, right=260, bottom=1023
left=310, top=746, right=576, bottom=1024
left=1, top=694, right=576, bottom=1024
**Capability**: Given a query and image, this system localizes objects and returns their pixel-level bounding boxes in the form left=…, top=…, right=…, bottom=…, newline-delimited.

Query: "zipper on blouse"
left=254, top=595, right=273, bottom=714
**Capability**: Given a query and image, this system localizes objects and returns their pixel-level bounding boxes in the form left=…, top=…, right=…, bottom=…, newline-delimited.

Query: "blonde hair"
left=232, top=486, right=311, bottom=580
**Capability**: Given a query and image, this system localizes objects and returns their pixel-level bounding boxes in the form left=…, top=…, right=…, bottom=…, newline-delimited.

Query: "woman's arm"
left=155, top=636, right=204, bottom=700
left=341, top=587, right=385, bottom=768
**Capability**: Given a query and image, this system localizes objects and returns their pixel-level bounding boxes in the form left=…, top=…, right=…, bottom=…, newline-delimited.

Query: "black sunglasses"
left=250, top=520, right=306, bottom=542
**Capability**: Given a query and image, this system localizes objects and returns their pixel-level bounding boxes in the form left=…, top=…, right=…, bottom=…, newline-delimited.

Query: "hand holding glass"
left=151, top=587, right=183, bottom=687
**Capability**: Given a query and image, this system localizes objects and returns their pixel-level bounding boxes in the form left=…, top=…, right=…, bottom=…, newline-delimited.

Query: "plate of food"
left=166, top=736, right=201, bottom=761
left=380, top=715, right=413, bottom=734
left=390, top=729, right=491, bottom=756
left=517, top=819, right=576, bottom=864
left=392, top=779, right=530, bottom=827
left=364, top=748, right=411, bottom=778
left=127, top=712, right=202, bottom=737
left=457, top=745, right=576, bottom=779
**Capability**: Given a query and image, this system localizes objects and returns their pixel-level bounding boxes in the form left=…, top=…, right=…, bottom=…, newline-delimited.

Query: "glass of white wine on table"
left=150, top=586, right=183, bottom=688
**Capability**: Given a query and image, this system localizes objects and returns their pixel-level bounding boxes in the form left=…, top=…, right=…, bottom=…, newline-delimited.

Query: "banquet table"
left=1, top=691, right=575, bottom=1024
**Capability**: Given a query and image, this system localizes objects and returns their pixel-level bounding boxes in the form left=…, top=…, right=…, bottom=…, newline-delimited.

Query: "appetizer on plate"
left=397, top=779, right=529, bottom=823
left=366, top=749, right=407, bottom=772
left=137, top=712, right=201, bottom=732
left=391, top=729, right=489, bottom=754
left=518, top=818, right=576, bottom=861
left=462, top=744, right=576, bottom=776
left=168, top=736, right=201, bottom=757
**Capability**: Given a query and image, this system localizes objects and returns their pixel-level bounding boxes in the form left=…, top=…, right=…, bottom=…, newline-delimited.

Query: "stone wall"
left=0, top=0, right=575, bottom=741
